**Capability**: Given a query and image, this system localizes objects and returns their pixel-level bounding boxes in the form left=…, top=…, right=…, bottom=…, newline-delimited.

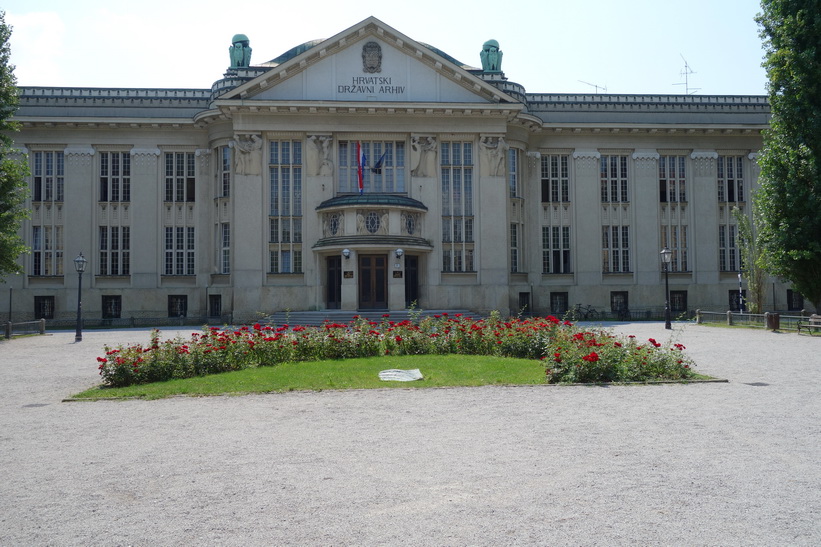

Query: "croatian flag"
left=356, top=141, right=366, bottom=194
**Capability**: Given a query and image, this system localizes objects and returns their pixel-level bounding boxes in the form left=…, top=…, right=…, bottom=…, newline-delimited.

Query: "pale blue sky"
left=5, top=0, right=768, bottom=95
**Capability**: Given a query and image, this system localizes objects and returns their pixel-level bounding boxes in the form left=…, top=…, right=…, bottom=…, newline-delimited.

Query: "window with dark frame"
left=168, top=295, right=188, bottom=318
left=34, top=296, right=55, bottom=320
left=102, top=295, right=122, bottom=319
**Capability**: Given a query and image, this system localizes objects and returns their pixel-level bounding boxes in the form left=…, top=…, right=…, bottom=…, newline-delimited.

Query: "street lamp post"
left=73, top=252, right=88, bottom=342
left=660, top=247, right=672, bottom=330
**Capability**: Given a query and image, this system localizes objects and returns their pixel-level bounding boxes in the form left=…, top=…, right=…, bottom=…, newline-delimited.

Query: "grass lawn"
left=71, top=354, right=548, bottom=400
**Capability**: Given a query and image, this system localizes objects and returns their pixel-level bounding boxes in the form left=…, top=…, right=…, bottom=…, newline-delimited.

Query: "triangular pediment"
left=218, top=17, right=518, bottom=105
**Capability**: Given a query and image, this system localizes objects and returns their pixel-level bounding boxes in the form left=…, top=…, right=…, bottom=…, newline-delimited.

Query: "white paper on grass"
left=378, top=369, right=424, bottom=382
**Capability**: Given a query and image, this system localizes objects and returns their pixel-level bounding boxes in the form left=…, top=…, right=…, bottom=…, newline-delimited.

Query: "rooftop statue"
left=229, top=34, right=252, bottom=68
left=480, top=39, right=503, bottom=73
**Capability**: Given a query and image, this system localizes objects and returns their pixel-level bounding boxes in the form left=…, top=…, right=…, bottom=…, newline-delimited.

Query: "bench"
left=797, top=314, right=821, bottom=335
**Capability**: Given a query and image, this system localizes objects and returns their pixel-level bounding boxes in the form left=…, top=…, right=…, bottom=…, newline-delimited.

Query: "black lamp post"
left=660, top=247, right=672, bottom=330
left=73, top=252, right=88, bottom=342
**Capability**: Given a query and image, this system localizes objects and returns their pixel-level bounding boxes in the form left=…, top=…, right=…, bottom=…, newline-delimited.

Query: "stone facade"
left=3, top=16, right=812, bottom=323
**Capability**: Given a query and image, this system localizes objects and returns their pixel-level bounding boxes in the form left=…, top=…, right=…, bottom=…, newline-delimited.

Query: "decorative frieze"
left=64, top=146, right=95, bottom=168
left=632, top=150, right=659, bottom=171
left=690, top=151, right=718, bottom=177
left=572, top=149, right=600, bottom=171
left=130, top=148, right=161, bottom=169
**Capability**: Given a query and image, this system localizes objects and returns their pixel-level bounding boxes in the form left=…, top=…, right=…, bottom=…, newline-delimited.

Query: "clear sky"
left=5, top=0, right=768, bottom=96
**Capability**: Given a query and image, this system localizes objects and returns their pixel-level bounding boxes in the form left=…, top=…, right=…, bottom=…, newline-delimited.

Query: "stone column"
left=129, top=148, right=162, bottom=289
left=63, top=146, right=96, bottom=290
left=690, top=151, right=720, bottom=284
left=572, top=150, right=601, bottom=286
left=632, top=150, right=661, bottom=285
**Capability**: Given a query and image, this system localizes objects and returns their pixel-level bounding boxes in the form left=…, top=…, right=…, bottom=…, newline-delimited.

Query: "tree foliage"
left=732, top=206, right=766, bottom=313
left=0, top=10, right=29, bottom=280
left=755, top=1, right=821, bottom=310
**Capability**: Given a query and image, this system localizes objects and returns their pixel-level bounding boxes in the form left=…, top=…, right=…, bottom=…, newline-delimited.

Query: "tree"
left=732, top=206, right=766, bottom=313
left=0, top=10, right=29, bottom=281
left=755, top=1, right=821, bottom=311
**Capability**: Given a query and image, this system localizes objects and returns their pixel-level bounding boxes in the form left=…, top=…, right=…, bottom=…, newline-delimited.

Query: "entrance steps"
left=264, top=309, right=473, bottom=327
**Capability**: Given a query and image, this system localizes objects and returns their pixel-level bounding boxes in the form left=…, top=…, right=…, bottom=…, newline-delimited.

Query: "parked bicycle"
left=568, top=304, right=600, bottom=321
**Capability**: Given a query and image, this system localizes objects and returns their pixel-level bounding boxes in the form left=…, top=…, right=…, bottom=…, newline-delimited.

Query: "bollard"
left=39, top=318, right=46, bottom=335
left=727, top=310, right=733, bottom=325
left=696, top=309, right=702, bottom=324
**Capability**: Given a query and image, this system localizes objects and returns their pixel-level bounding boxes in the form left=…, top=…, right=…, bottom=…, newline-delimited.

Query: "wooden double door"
left=325, top=253, right=419, bottom=310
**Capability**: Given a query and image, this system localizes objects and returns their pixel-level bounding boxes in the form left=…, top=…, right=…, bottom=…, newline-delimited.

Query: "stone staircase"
left=264, top=309, right=474, bottom=327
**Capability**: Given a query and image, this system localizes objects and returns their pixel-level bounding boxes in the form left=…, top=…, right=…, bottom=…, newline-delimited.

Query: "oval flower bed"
left=96, top=313, right=697, bottom=388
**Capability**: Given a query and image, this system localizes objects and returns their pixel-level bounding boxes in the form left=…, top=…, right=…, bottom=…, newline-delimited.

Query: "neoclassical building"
left=4, top=16, right=809, bottom=323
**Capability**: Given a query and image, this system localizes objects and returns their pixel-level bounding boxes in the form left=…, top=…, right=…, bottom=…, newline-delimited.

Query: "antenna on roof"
left=673, top=55, right=700, bottom=94
left=579, top=80, right=607, bottom=94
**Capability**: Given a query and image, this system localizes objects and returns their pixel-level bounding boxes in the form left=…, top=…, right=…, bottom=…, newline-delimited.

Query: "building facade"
left=3, top=17, right=811, bottom=324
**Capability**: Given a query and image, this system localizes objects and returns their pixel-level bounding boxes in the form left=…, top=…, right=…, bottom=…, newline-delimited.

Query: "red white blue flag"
left=357, top=141, right=366, bottom=194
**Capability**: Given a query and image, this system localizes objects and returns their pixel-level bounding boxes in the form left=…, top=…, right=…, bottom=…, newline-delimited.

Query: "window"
left=602, top=225, right=630, bottom=273
left=659, top=155, right=686, bottom=202
left=164, top=227, right=195, bottom=275
left=168, top=295, right=188, bottom=318
left=611, top=291, right=629, bottom=314
left=542, top=226, right=571, bottom=274
left=660, top=225, right=688, bottom=272
left=220, top=146, right=231, bottom=197
left=220, top=223, right=230, bottom=274
left=31, top=226, right=63, bottom=276
left=102, top=295, right=122, bottom=319
left=99, top=226, right=130, bottom=276
left=670, top=290, right=688, bottom=313
left=600, top=154, right=629, bottom=203
left=787, top=289, right=804, bottom=311
left=729, top=290, right=746, bottom=312
left=510, top=224, right=519, bottom=273
left=164, top=152, right=196, bottom=202
left=209, top=294, right=222, bottom=317
left=717, top=156, right=744, bottom=203
left=441, top=141, right=474, bottom=272
left=270, top=140, right=303, bottom=274
left=508, top=148, right=519, bottom=197
left=550, top=292, right=569, bottom=315
left=34, top=296, right=55, bottom=320
left=338, top=140, right=406, bottom=194
left=32, top=151, right=64, bottom=203
left=541, top=154, right=570, bottom=203
left=719, top=224, right=738, bottom=272
left=99, top=152, right=130, bottom=202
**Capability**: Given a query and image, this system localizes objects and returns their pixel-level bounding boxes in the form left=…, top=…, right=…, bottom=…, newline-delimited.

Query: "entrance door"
left=405, top=255, right=419, bottom=308
left=359, top=254, right=387, bottom=309
left=326, top=256, right=342, bottom=309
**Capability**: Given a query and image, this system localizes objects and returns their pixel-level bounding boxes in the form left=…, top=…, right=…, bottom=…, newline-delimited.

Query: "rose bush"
left=96, top=315, right=697, bottom=388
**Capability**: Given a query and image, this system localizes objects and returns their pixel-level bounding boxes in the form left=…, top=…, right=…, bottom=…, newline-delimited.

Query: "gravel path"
left=1, top=323, right=819, bottom=546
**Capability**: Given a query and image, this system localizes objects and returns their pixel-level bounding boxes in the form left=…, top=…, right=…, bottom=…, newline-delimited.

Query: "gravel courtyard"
left=1, top=322, right=819, bottom=546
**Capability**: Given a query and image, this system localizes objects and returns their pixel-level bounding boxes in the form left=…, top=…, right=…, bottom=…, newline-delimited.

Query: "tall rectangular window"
left=338, top=140, right=406, bottom=194
left=220, top=223, right=230, bottom=274
left=542, top=226, right=571, bottom=274
left=99, top=152, right=131, bottom=202
left=269, top=140, right=303, bottom=273
left=541, top=154, right=570, bottom=203
left=441, top=141, right=474, bottom=272
left=659, top=155, right=686, bottom=203
left=98, top=226, right=130, bottom=276
left=31, top=226, right=63, bottom=276
left=717, top=156, right=744, bottom=203
left=220, top=146, right=231, bottom=197
left=510, top=223, right=519, bottom=273
left=164, top=226, right=195, bottom=275
left=164, top=152, right=196, bottom=202
left=661, top=225, right=688, bottom=272
left=550, top=292, right=569, bottom=315
left=602, top=225, right=631, bottom=273
left=32, top=151, right=64, bottom=203
left=719, top=224, right=738, bottom=272
left=600, top=154, right=629, bottom=203
left=508, top=148, right=519, bottom=197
